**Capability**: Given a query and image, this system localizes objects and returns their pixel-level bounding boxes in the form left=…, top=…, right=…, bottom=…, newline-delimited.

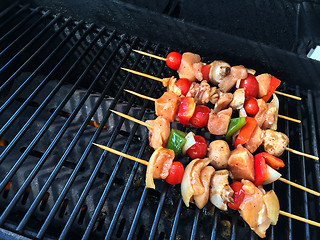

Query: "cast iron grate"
left=0, top=2, right=320, bottom=240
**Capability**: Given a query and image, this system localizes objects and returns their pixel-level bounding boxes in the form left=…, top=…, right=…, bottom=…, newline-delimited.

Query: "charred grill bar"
left=0, top=1, right=320, bottom=240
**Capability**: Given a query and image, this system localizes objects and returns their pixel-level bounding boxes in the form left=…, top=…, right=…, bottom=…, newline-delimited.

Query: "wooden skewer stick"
left=124, top=89, right=156, bottom=102
left=121, top=67, right=164, bottom=83
left=286, top=147, right=319, bottom=160
left=279, top=210, right=320, bottom=227
left=125, top=88, right=301, bottom=124
left=92, top=143, right=149, bottom=165
left=274, top=91, right=302, bottom=101
left=278, top=114, right=301, bottom=124
left=110, top=110, right=153, bottom=129
left=132, top=49, right=167, bottom=61
left=278, top=177, right=320, bottom=196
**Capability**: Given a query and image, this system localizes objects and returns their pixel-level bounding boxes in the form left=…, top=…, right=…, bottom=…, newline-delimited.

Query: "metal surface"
left=0, top=2, right=320, bottom=240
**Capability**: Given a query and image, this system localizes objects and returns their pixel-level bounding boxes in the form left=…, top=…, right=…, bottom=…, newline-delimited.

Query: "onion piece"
left=263, top=190, right=280, bottom=225
left=182, top=132, right=196, bottom=155
left=263, top=165, right=281, bottom=185
left=270, top=93, right=279, bottom=130
left=146, top=147, right=162, bottom=189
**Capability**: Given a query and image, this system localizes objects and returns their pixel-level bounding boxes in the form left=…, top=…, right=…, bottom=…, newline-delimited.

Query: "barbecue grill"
left=1, top=1, right=320, bottom=239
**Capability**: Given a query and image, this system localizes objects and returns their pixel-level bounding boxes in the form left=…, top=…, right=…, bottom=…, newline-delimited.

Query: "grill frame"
left=0, top=2, right=320, bottom=240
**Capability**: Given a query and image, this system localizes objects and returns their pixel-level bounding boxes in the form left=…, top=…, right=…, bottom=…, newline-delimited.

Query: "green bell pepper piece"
left=226, top=117, right=246, bottom=141
left=166, top=129, right=187, bottom=155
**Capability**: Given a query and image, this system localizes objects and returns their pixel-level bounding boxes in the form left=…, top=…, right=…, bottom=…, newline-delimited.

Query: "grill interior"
left=1, top=1, right=320, bottom=240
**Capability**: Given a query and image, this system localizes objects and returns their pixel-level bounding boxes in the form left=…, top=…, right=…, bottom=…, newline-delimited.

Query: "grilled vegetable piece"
left=208, top=140, right=230, bottom=169
left=263, top=129, right=289, bottom=157
left=208, top=60, right=231, bottom=85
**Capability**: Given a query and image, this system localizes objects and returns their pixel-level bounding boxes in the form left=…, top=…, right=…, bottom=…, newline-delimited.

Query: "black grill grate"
left=0, top=2, right=320, bottom=240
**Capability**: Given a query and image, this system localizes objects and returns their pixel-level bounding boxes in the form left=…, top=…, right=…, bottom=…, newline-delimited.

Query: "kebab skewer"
left=110, top=110, right=320, bottom=196
left=121, top=68, right=301, bottom=124
left=92, top=143, right=320, bottom=238
left=131, top=50, right=301, bottom=101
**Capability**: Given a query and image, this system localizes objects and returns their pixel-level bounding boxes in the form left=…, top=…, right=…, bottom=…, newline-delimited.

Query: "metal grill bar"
left=0, top=4, right=31, bottom=30
left=0, top=7, right=39, bottom=43
left=283, top=84, right=293, bottom=239
left=0, top=18, right=75, bottom=124
left=0, top=28, right=107, bottom=227
left=127, top=187, right=148, bottom=239
left=35, top=38, right=144, bottom=239
left=88, top=54, right=163, bottom=240
left=169, top=199, right=182, bottom=240
left=0, top=2, right=19, bottom=19
left=297, top=87, right=310, bottom=239
left=190, top=208, right=200, bottom=240
left=0, top=28, right=112, bottom=229
left=56, top=42, right=157, bottom=240
left=15, top=31, right=120, bottom=233
left=0, top=21, right=89, bottom=160
left=0, top=16, right=71, bottom=100
left=0, top=10, right=54, bottom=90
left=0, top=10, right=53, bottom=65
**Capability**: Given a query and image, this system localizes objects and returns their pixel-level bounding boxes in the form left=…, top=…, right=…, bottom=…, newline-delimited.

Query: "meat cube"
left=207, top=108, right=232, bottom=135
left=218, top=65, right=247, bottom=93
left=194, top=166, right=215, bottom=209
left=155, top=92, right=179, bottom=123
left=256, top=73, right=271, bottom=98
left=228, top=145, right=255, bottom=182
left=245, top=126, right=265, bottom=153
left=213, top=91, right=233, bottom=113
left=229, top=88, right=245, bottom=110
left=177, top=52, right=201, bottom=82
left=146, top=116, right=170, bottom=150
left=210, top=170, right=234, bottom=211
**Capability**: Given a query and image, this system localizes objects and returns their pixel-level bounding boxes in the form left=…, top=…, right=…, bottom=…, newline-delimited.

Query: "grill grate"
left=0, top=2, right=320, bottom=240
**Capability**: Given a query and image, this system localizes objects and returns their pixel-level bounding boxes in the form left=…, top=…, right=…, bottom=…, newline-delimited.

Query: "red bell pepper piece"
left=227, top=181, right=245, bottom=210
left=201, top=64, right=211, bottom=80
left=178, top=97, right=196, bottom=126
left=261, top=76, right=281, bottom=102
left=259, top=152, right=285, bottom=170
left=254, top=153, right=268, bottom=186
left=234, top=117, right=257, bottom=147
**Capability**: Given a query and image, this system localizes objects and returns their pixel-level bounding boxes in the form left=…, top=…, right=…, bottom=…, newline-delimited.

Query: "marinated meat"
left=146, top=147, right=174, bottom=189
left=245, top=126, right=265, bottom=153
left=229, top=88, right=245, bottom=110
left=207, top=108, right=232, bottom=135
left=219, top=65, right=248, bottom=93
left=155, top=92, right=180, bottom=123
left=256, top=73, right=271, bottom=98
left=181, top=158, right=211, bottom=207
left=208, top=140, right=230, bottom=169
left=210, top=170, right=234, bottom=211
left=228, top=145, right=255, bottom=182
left=177, top=52, right=201, bottom=82
left=239, top=180, right=273, bottom=238
left=146, top=116, right=170, bottom=150
left=194, top=166, right=215, bottom=209
left=263, top=130, right=289, bottom=156
left=193, top=62, right=204, bottom=81
left=213, top=91, right=233, bottom=113
left=187, top=80, right=212, bottom=105
left=255, top=99, right=268, bottom=128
